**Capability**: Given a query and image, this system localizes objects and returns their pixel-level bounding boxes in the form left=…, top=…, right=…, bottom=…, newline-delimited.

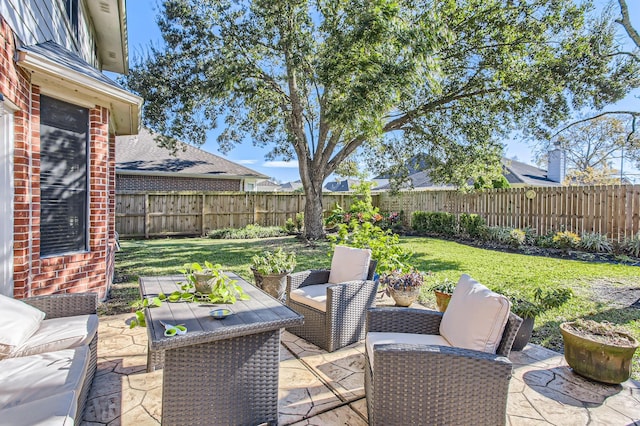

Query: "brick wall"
left=1, top=17, right=116, bottom=299
left=116, top=174, right=242, bottom=192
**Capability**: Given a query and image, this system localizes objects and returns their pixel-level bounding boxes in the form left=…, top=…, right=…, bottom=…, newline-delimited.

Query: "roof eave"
left=86, top=0, right=129, bottom=74
left=116, top=170, right=265, bottom=180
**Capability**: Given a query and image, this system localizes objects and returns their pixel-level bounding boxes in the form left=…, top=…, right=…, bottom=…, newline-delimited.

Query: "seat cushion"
left=328, top=246, right=372, bottom=284
left=12, top=314, right=98, bottom=358
left=366, top=332, right=451, bottom=368
left=0, top=294, right=46, bottom=359
left=289, top=283, right=333, bottom=312
left=0, top=346, right=89, bottom=410
left=0, top=391, right=76, bottom=426
left=439, top=274, right=511, bottom=354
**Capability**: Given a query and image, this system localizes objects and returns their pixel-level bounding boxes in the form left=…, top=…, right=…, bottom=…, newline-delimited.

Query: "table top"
left=139, top=274, right=304, bottom=351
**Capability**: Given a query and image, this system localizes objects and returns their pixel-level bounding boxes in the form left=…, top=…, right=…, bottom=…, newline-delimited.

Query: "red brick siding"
left=116, top=174, right=242, bottom=192
left=1, top=17, right=116, bottom=299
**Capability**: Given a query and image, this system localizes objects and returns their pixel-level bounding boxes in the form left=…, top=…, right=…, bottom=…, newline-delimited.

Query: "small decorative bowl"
left=210, top=308, right=233, bottom=319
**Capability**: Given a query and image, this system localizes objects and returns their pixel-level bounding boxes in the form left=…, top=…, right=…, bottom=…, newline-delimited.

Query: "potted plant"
left=560, top=319, right=638, bottom=384
left=129, top=262, right=249, bottom=328
left=251, top=248, right=296, bottom=300
left=507, top=287, right=572, bottom=351
left=380, top=270, right=424, bottom=307
left=429, top=279, right=456, bottom=312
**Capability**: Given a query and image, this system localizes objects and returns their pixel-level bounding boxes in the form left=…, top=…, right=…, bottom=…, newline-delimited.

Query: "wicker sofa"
left=365, top=275, right=522, bottom=426
left=0, top=293, right=98, bottom=426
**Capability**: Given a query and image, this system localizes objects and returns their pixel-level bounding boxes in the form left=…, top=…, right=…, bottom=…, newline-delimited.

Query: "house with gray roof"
left=116, top=128, right=268, bottom=192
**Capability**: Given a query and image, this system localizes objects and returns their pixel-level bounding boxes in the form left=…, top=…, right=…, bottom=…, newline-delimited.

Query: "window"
left=40, top=95, right=89, bottom=257
left=64, top=0, right=79, bottom=39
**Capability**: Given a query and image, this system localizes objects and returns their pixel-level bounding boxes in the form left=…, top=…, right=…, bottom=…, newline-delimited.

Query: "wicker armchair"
left=365, top=278, right=522, bottom=426
left=286, top=251, right=378, bottom=353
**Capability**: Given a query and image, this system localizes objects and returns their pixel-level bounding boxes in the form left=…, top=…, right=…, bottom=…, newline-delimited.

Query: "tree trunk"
left=303, top=185, right=326, bottom=240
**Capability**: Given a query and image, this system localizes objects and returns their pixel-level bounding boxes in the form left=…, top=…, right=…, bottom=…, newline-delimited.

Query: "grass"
left=108, top=235, right=640, bottom=379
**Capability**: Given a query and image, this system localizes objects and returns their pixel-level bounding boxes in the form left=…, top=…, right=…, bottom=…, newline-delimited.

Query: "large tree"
left=126, top=0, right=638, bottom=240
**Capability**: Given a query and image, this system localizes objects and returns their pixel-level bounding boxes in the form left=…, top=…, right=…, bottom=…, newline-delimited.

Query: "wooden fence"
left=377, top=185, right=640, bottom=242
left=116, top=185, right=640, bottom=242
left=116, top=191, right=354, bottom=238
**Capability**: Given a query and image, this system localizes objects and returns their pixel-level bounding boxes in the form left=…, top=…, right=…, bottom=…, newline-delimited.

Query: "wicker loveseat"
left=0, top=293, right=98, bottom=426
left=286, top=246, right=378, bottom=352
left=365, top=275, right=522, bottom=426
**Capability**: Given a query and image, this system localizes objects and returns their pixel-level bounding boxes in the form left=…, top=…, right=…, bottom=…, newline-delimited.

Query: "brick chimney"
left=547, top=143, right=566, bottom=183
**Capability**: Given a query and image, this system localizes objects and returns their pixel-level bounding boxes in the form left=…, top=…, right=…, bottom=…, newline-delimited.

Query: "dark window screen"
left=40, top=95, right=89, bottom=256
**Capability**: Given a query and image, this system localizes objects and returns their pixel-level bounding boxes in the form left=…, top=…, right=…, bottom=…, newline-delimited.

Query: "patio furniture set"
left=0, top=245, right=523, bottom=425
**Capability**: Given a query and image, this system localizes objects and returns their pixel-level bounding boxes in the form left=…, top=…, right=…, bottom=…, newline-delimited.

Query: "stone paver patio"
left=82, top=313, right=640, bottom=425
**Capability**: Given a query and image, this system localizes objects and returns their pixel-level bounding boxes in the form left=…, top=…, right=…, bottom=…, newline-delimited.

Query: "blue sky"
left=125, top=0, right=640, bottom=183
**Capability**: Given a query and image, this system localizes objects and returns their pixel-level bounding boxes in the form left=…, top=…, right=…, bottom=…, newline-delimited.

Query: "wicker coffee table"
left=139, top=274, right=303, bottom=426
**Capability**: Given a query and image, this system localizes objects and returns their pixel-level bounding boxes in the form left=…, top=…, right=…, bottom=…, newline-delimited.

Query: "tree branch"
left=550, top=111, right=640, bottom=139
left=616, top=0, right=640, bottom=49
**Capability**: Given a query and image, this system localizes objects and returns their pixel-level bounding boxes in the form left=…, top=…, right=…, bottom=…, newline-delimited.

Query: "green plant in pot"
left=505, top=287, right=572, bottom=351
left=560, top=319, right=638, bottom=384
left=430, top=279, right=456, bottom=312
left=380, top=270, right=424, bottom=307
left=251, top=248, right=296, bottom=300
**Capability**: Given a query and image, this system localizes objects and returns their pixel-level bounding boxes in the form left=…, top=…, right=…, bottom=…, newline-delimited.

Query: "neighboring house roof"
left=278, top=181, right=304, bottom=191
left=374, top=157, right=560, bottom=190
left=255, top=180, right=282, bottom=191
left=116, top=128, right=268, bottom=179
left=17, top=41, right=142, bottom=135
left=325, top=179, right=363, bottom=192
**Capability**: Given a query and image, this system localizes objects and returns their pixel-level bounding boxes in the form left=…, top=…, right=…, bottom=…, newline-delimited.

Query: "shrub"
left=509, top=229, right=526, bottom=247
left=487, top=226, right=512, bottom=244
left=208, top=224, right=287, bottom=239
left=535, top=230, right=557, bottom=248
left=294, top=212, right=304, bottom=232
left=459, top=214, right=488, bottom=239
left=553, top=230, right=581, bottom=250
left=622, top=232, right=640, bottom=257
left=411, top=211, right=456, bottom=235
left=328, top=221, right=412, bottom=274
left=579, top=232, right=613, bottom=253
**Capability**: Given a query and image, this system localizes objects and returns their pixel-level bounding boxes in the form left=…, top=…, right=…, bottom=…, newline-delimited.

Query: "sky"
left=124, top=0, right=640, bottom=184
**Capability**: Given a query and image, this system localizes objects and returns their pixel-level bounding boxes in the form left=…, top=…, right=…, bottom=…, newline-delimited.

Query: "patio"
left=82, top=313, right=640, bottom=425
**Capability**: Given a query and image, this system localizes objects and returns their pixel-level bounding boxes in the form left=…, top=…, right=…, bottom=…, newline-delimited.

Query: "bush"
left=459, top=214, right=487, bottom=239
left=509, top=229, right=526, bottom=247
left=579, top=232, right=613, bottom=253
left=553, top=230, right=581, bottom=250
left=411, top=211, right=457, bottom=236
left=208, top=224, right=287, bottom=239
left=487, top=226, right=512, bottom=244
left=622, top=232, right=640, bottom=257
left=328, top=221, right=412, bottom=274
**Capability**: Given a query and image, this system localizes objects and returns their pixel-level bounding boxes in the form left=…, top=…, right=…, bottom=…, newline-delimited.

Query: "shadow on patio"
left=82, top=313, right=640, bottom=425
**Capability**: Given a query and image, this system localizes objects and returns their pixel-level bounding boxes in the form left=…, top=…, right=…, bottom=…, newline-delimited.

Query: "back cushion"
left=328, top=246, right=372, bottom=284
left=0, top=294, right=46, bottom=359
left=439, top=274, right=511, bottom=354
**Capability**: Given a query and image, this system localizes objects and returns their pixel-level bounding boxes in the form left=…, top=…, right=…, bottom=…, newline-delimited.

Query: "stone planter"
left=511, top=316, right=535, bottom=351
left=252, top=268, right=291, bottom=300
left=389, top=286, right=421, bottom=307
left=434, top=290, right=452, bottom=312
left=560, top=321, right=639, bottom=384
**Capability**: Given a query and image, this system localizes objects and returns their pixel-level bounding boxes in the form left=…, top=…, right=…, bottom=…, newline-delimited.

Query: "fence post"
left=144, top=193, right=150, bottom=239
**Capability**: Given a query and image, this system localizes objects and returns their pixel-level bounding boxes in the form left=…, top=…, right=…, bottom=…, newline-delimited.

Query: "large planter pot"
left=434, top=291, right=452, bottom=312
left=389, top=286, right=420, bottom=307
left=511, top=316, right=535, bottom=351
left=252, top=268, right=290, bottom=300
left=560, top=322, right=639, bottom=384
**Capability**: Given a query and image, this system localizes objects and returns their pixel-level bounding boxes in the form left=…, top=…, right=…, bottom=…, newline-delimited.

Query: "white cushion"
left=289, top=284, right=333, bottom=312
left=0, top=294, right=46, bottom=359
left=328, top=246, right=372, bottom=284
left=439, top=274, right=511, bottom=354
left=12, top=314, right=98, bottom=358
left=0, top=391, right=76, bottom=426
left=366, top=332, right=451, bottom=368
left=0, top=346, right=89, bottom=410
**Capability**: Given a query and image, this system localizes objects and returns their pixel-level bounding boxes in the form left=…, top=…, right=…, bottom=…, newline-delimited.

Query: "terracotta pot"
left=252, top=268, right=291, bottom=300
left=511, top=316, right=535, bottom=351
left=389, top=286, right=420, bottom=307
left=434, top=290, right=452, bottom=312
left=560, top=322, right=639, bottom=384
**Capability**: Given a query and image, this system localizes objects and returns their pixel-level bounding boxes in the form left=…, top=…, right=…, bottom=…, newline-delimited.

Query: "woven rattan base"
left=161, top=330, right=280, bottom=426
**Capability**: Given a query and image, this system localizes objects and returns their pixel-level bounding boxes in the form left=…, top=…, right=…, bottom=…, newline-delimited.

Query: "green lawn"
left=110, top=235, right=640, bottom=379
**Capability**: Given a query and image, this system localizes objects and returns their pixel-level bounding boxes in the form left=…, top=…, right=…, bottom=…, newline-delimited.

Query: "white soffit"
left=17, top=49, right=142, bottom=135
left=86, top=0, right=129, bottom=74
